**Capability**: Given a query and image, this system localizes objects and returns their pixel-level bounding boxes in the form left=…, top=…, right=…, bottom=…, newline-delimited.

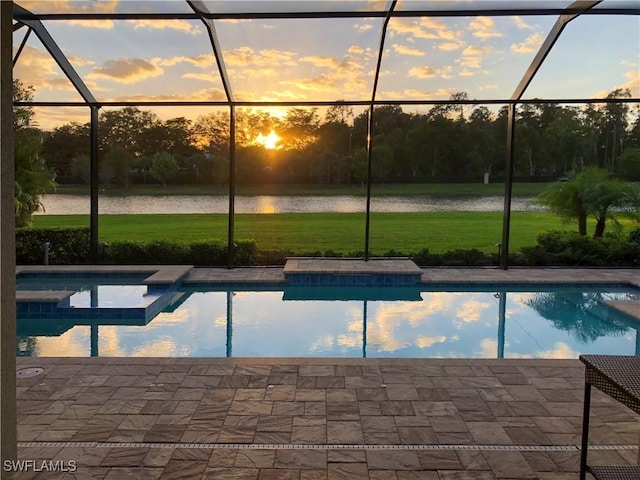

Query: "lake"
left=36, top=194, right=542, bottom=215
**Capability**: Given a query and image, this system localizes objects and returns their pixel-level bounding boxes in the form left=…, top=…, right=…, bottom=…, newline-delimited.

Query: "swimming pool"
left=16, top=283, right=640, bottom=359
left=17, top=274, right=155, bottom=308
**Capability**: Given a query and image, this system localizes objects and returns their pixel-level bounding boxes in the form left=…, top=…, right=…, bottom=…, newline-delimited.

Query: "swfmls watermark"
left=3, top=460, right=77, bottom=473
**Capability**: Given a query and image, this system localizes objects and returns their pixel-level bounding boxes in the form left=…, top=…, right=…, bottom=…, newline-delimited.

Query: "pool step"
left=16, top=288, right=187, bottom=328
left=284, top=257, right=423, bottom=287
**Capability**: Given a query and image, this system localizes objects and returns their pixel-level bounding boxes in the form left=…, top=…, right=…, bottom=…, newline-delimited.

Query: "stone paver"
left=13, top=356, right=640, bottom=479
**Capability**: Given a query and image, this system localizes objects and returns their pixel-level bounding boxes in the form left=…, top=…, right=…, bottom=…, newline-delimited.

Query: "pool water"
left=17, top=274, right=157, bottom=308
left=16, top=284, right=640, bottom=359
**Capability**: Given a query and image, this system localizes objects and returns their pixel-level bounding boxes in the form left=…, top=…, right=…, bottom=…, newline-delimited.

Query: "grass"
left=30, top=211, right=629, bottom=254
left=52, top=182, right=553, bottom=198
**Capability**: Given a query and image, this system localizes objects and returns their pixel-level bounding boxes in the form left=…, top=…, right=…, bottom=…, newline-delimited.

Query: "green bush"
left=231, top=240, right=259, bottom=265
left=14, top=229, right=639, bottom=267
left=256, top=249, right=291, bottom=265
left=101, top=239, right=258, bottom=266
left=189, top=241, right=228, bottom=265
left=440, top=248, right=493, bottom=266
left=517, top=230, right=640, bottom=266
left=102, top=240, right=150, bottom=264
left=16, top=227, right=90, bottom=264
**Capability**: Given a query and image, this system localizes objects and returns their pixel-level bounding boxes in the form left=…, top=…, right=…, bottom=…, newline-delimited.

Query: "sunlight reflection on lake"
left=37, top=194, right=543, bottom=215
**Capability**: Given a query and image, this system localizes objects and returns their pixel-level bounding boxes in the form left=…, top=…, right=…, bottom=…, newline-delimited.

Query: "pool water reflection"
left=17, top=285, right=639, bottom=359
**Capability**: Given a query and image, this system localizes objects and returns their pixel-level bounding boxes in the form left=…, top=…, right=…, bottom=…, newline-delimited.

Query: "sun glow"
left=256, top=130, right=281, bottom=149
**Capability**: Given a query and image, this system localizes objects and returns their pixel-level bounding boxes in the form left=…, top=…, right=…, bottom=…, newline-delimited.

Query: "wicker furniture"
left=579, top=355, right=640, bottom=480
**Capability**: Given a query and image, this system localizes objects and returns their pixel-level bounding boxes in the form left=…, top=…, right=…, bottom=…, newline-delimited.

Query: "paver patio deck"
left=11, top=267, right=640, bottom=479
left=13, top=357, right=640, bottom=480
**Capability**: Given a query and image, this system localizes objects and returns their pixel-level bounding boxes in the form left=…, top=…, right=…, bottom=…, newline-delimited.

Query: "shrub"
left=518, top=230, right=640, bottom=266
left=15, top=229, right=639, bottom=267
left=232, top=240, right=259, bottom=265
left=16, top=227, right=90, bottom=264
left=101, top=239, right=258, bottom=266
left=440, top=248, right=492, bottom=266
left=188, top=241, right=228, bottom=265
left=101, top=240, right=149, bottom=264
left=256, top=249, right=291, bottom=265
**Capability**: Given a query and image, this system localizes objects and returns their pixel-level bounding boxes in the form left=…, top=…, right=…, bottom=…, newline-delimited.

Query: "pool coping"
left=606, top=300, right=640, bottom=321
left=16, top=265, right=193, bottom=322
left=15, top=264, right=640, bottom=323
left=16, top=264, right=194, bottom=285
left=15, top=290, right=74, bottom=303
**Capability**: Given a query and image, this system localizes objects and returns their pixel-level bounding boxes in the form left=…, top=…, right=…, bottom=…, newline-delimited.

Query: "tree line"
left=37, top=89, right=639, bottom=187
left=15, top=78, right=640, bottom=194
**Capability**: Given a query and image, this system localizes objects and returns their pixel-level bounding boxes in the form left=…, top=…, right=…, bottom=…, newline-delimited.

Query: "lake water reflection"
left=38, top=194, right=543, bottom=215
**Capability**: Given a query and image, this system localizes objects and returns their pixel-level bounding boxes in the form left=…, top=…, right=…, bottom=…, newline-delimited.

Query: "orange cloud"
left=282, top=75, right=341, bottom=94
left=126, top=19, right=202, bottom=35
left=478, top=84, right=499, bottom=92
left=254, top=90, right=308, bottom=101
left=409, top=66, right=438, bottom=78
left=18, top=0, right=118, bottom=14
left=13, top=45, right=74, bottom=93
left=107, top=87, right=227, bottom=102
left=67, top=55, right=96, bottom=67
left=511, top=33, right=544, bottom=54
left=88, top=58, right=163, bottom=84
left=18, top=0, right=117, bottom=28
left=390, top=17, right=460, bottom=43
left=593, top=68, right=640, bottom=98
left=512, top=16, right=535, bottom=30
left=283, top=54, right=369, bottom=95
left=182, top=73, right=220, bottom=83
left=225, top=47, right=297, bottom=67
left=358, top=22, right=374, bottom=31
left=155, top=55, right=215, bottom=68
left=63, top=20, right=115, bottom=29
left=463, top=45, right=490, bottom=56
left=392, top=44, right=425, bottom=56
left=403, top=88, right=434, bottom=99
left=231, top=67, right=279, bottom=79
left=469, top=17, right=503, bottom=39
left=408, top=65, right=453, bottom=79
left=455, top=45, right=490, bottom=74
left=439, top=42, right=464, bottom=51
left=32, top=106, right=90, bottom=131
left=300, top=55, right=345, bottom=69
left=620, top=69, right=640, bottom=97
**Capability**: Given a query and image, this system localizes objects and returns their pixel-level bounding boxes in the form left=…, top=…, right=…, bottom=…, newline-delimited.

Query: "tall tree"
left=150, top=151, right=179, bottom=188
left=601, top=89, right=631, bottom=173
left=466, top=106, right=499, bottom=177
left=13, top=80, right=56, bottom=227
left=102, top=145, right=134, bottom=185
left=325, top=102, right=354, bottom=125
left=42, top=122, right=90, bottom=180
left=99, top=107, right=161, bottom=158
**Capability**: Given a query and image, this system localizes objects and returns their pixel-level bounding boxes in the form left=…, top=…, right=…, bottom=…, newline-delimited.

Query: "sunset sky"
left=12, top=0, right=640, bottom=130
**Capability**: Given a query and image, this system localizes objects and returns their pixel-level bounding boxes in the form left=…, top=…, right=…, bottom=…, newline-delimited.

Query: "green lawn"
left=52, top=182, right=553, bottom=198
left=30, top=211, right=616, bottom=254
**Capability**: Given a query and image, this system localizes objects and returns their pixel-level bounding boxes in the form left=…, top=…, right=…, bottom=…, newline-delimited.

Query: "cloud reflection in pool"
left=17, top=288, right=639, bottom=358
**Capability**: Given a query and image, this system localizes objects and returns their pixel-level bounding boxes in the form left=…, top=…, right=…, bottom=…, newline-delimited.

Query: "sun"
left=256, top=130, right=281, bottom=149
